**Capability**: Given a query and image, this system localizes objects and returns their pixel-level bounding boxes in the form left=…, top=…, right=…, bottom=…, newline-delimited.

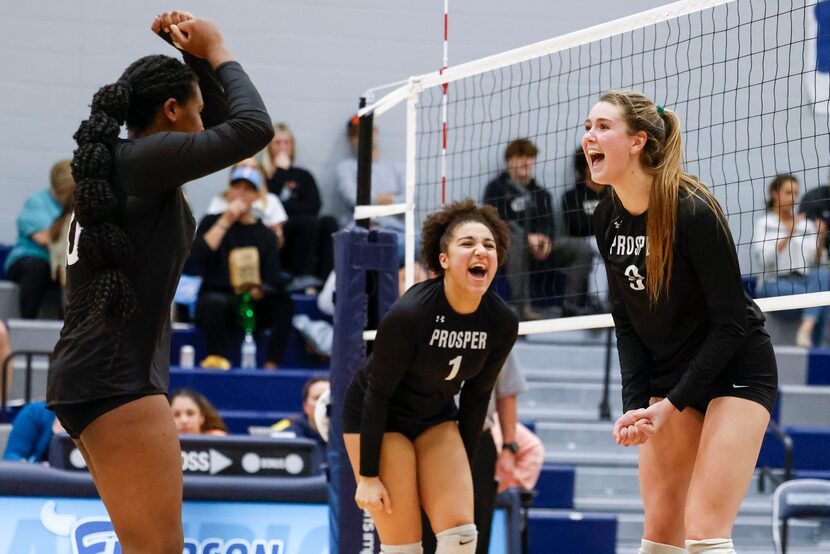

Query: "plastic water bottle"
left=179, top=345, right=195, bottom=369
left=241, top=332, right=257, bottom=369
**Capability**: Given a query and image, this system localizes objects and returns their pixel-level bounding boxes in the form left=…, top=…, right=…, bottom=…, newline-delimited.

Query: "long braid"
left=70, top=54, right=195, bottom=330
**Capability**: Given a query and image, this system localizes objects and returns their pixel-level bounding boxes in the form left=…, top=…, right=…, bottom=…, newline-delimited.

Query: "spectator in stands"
left=483, top=139, right=593, bottom=319
left=48, top=177, right=75, bottom=311
left=335, top=115, right=412, bottom=265
left=189, top=165, right=294, bottom=370
left=3, top=400, right=65, bottom=463
left=490, top=415, right=544, bottom=493
left=169, top=388, right=228, bottom=436
left=753, top=174, right=829, bottom=347
left=799, top=169, right=830, bottom=253
left=262, top=122, right=338, bottom=293
left=271, top=376, right=330, bottom=449
left=4, top=159, right=75, bottom=319
left=207, top=158, right=288, bottom=247
left=562, top=147, right=608, bottom=238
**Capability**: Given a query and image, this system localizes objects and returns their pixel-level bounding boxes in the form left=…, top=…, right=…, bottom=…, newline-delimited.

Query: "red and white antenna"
left=440, top=0, right=449, bottom=205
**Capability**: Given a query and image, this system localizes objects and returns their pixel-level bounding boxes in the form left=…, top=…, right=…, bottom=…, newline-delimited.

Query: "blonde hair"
left=49, top=159, right=74, bottom=197
left=600, top=90, right=724, bottom=306
left=260, top=122, right=296, bottom=177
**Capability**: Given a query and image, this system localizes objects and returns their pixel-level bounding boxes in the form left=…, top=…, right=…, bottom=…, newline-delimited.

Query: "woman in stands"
left=342, top=199, right=518, bottom=554
left=585, top=91, right=777, bottom=554
left=46, top=11, right=272, bottom=552
left=170, top=388, right=228, bottom=436
left=752, top=174, right=829, bottom=346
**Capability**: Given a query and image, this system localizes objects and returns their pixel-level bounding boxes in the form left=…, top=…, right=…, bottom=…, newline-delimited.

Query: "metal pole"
left=599, top=327, right=613, bottom=420
left=356, top=97, right=374, bottom=230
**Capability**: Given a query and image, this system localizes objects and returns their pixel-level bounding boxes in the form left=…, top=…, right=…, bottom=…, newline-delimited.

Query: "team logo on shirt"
left=435, top=315, right=445, bottom=323
left=609, top=234, right=649, bottom=256
left=429, top=329, right=487, bottom=350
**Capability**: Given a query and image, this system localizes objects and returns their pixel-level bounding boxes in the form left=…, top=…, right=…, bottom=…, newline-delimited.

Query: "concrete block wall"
left=0, top=0, right=672, bottom=243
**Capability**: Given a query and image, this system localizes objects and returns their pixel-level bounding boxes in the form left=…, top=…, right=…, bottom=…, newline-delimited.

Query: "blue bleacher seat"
left=531, top=464, right=575, bottom=509
left=217, top=409, right=295, bottom=434
left=528, top=510, right=616, bottom=554
left=0, top=244, right=12, bottom=280
left=169, top=368, right=324, bottom=414
left=807, top=349, right=830, bottom=385
left=758, top=427, right=830, bottom=471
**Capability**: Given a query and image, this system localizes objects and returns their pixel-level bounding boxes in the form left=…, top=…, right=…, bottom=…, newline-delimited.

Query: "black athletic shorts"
left=341, top=378, right=457, bottom=441
left=653, top=327, right=778, bottom=415
left=51, top=393, right=156, bottom=439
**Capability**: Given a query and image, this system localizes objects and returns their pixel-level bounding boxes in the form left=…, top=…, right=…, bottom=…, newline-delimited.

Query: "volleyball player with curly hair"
left=585, top=91, right=777, bottom=554
left=342, top=199, right=519, bottom=554
left=46, top=11, right=273, bottom=552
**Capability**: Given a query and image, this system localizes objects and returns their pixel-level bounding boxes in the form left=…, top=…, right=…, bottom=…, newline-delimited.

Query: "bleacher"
left=516, top=330, right=830, bottom=553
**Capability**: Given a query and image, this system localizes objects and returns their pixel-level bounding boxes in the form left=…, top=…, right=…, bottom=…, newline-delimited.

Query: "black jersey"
left=349, top=277, right=518, bottom=477
left=592, top=191, right=765, bottom=413
left=48, top=61, right=273, bottom=408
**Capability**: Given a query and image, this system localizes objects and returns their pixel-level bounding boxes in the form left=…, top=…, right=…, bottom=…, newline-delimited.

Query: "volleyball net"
left=358, top=0, right=830, bottom=336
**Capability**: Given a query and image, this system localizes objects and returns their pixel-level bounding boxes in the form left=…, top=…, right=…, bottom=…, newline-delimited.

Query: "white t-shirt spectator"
left=751, top=212, right=822, bottom=280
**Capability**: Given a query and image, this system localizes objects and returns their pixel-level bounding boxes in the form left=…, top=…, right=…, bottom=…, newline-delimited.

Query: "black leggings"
left=195, top=290, right=294, bottom=364
left=6, top=256, right=57, bottom=319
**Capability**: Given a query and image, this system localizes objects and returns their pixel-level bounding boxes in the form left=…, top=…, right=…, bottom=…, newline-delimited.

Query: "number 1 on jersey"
left=445, top=355, right=463, bottom=381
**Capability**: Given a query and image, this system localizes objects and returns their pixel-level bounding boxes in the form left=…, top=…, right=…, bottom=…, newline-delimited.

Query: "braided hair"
left=70, top=54, right=196, bottom=330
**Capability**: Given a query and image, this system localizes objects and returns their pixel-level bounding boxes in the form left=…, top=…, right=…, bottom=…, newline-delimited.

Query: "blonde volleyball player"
left=585, top=91, right=777, bottom=554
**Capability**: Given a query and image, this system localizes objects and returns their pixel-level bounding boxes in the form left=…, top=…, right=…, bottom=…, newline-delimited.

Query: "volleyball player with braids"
left=585, top=91, right=777, bottom=554
left=46, top=12, right=273, bottom=552
left=342, top=200, right=518, bottom=554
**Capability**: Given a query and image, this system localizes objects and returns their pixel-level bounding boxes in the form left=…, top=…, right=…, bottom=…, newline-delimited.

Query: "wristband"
left=503, top=441, right=519, bottom=455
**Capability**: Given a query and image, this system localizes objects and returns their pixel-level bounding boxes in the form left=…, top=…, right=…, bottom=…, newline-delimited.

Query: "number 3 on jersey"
left=445, top=355, right=463, bottom=381
left=67, top=212, right=82, bottom=266
left=625, top=264, right=645, bottom=291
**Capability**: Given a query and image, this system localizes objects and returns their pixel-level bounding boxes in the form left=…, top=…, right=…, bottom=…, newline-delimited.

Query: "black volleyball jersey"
left=48, top=61, right=273, bottom=408
left=351, top=277, right=518, bottom=477
left=592, top=191, right=765, bottom=413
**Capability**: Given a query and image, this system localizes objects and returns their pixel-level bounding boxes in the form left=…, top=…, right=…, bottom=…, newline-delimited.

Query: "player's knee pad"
left=639, top=539, right=686, bottom=553
left=435, top=523, right=477, bottom=553
left=685, top=538, right=735, bottom=553
left=380, top=541, right=423, bottom=553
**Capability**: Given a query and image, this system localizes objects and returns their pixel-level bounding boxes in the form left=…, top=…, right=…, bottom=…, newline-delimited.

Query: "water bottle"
left=241, top=332, right=257, bottom=369
left=179, top=345, right=195, bottom=369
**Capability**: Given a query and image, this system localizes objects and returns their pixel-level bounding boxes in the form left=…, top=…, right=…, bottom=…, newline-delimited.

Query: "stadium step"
left=615, top=512, right=829, bottom=552
left=519, top=382, right=623, bottom=421
left=574, top=467, right=771, bottom=501
left=777, top=384, right=830, bottom=427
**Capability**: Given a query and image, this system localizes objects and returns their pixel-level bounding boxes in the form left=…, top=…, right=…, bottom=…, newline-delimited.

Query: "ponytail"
left=69, top=54, right=195, bottom=330
left=70, top=80, right=136, bottom=329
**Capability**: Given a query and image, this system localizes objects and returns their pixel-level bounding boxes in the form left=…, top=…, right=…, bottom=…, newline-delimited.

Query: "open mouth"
left=468, top=264, right=487, bottom=278
left=587, top=149, right=605, bottom=168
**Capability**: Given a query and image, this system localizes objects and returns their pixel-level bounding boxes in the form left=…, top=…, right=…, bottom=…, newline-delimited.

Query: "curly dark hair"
left=69, top=54, right=196, bottom=331
left=420, top=199, right=511, bottom=276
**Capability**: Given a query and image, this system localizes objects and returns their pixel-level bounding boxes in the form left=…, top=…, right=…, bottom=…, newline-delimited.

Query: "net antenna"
left=359, top=0, right=830, bottom=339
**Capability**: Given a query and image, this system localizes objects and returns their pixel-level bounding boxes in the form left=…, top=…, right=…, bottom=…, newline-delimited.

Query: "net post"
left=356, top=97, right=374, bottom=231
left=599, top=327, right=613, bottom=421
left=404, top=87, right=419, bottom=290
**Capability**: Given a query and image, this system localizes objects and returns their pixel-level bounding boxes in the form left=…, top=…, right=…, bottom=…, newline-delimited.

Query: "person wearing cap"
left=207, top=158, right=288, bottom=245
left=188, top=162, right=294, bottom=370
